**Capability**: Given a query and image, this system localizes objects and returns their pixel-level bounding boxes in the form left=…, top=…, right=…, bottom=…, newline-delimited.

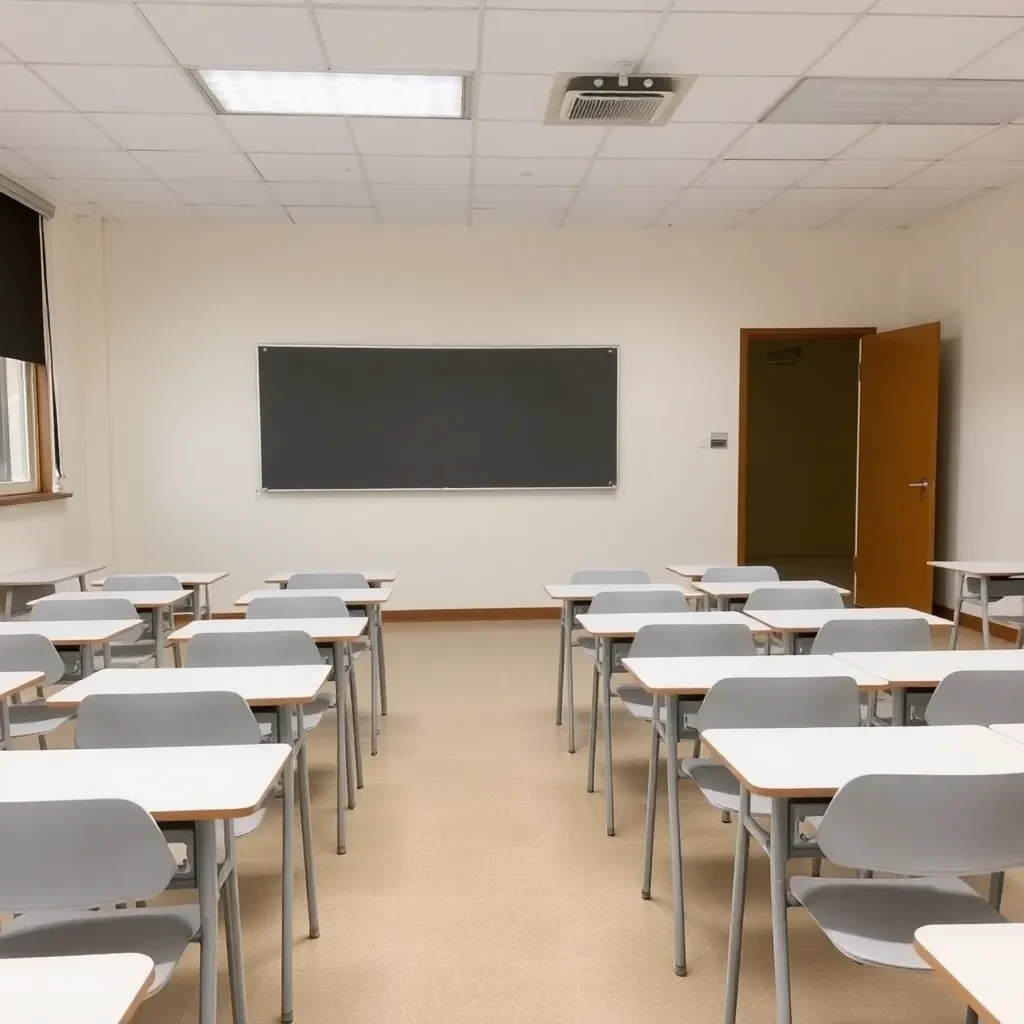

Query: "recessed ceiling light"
left=193, top=69, right=467, bottom=118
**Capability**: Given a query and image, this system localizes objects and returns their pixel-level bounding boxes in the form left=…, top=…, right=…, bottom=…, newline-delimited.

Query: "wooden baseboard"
left=934, top=604, right=1021, bottom=644
left=176, top=606, right=559, bottom=626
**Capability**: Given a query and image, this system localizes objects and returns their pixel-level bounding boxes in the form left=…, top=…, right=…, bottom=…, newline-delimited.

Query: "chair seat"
left=617, top=686, right=701, bottom=732
left=257, top=694, right=332, bottom=738
left=0, top=904, right=200, bottom=995
left=680, top=758, right=773, bottom=816
left=789, top=875, right=1005, bottom=970
left=8, top=702, right=73, bottom=738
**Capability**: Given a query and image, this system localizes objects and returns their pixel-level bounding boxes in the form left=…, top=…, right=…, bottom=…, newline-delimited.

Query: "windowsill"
left=0, top=490, right=72, bottom=508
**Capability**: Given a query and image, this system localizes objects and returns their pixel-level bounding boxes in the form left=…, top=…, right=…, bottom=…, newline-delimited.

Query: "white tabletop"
left=930, top=561, right=1024, bottom=577
left=266, top=570, right=397, bottom=585
left=744, top=607, right=951, bottom=633
left=915, top=923, right=1024, bottom=1023
left=694, top=579, right=850, bottom=599
left=834, top=649, right=1024, bottom=688
left=92, top=572, right=229, bottom=588
left=235, top=586, right=392, bottom=607
left=0, top=619, right=143, bottom=645
left=48, top=665, right=332, bottom=710
left=0, top=564, right=103, bottom=586
left=544, top=582, right=700, bottom=601
left=30, top=590, right=192, bottom=610
left=0, top=745, right=290, bottom=821
left=702, top=724, right=1024, bottom=797
left=169, top=616, right=368, bottom=644
left=575, top=610, right=770, bottom=638
left=666, top=565, right=715, bottom=580
left=990, top=723, right=1024, bottom=745
left=623, top=654, right=887, bottom=695
left=0, top=953, right=155, bottom=1023
left=0, top=669, right=46, bottom=700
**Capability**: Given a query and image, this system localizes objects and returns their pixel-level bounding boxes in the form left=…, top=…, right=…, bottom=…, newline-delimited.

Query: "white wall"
left=99, top=223, right=909, bottom=609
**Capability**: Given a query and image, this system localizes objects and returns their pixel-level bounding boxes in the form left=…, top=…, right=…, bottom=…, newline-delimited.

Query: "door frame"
left=737, top=326, right=877, bottom=564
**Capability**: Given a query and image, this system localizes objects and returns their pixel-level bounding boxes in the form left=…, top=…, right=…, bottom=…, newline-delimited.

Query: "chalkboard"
left=257, top=345, right=618, bottom=491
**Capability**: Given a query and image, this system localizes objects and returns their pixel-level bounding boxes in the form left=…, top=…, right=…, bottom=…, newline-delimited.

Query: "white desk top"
left=623, top=654, right=887, bottom=695
left=0, top=669, right=46, bottom=700
left=745, top=607, right=951, bottom=633
left=235, top=586, right=392, bottom=607
left=990, top=723, right=1024, bottom=745
left=835, top=649, right=1024, bottom=688
left=266, top=570, right=397, bottom=585
left=92, top=572, right=229, bottom=588
left=930, top=561, right=1024, bottom=578
left=31, top=590, right=192, bottom=610
left=49, top=665, right=331, bottom=710
left=0, top=564, right=103, bottom=586
left=544, top=582, right=700, bottom=602
left=169, top=616, right=368, bottom=644
left=666, top=565, right=715, bottom=580
left=0, top=619, right=143, bottom=645
left=915, top=923, right=1024, bottom=1024
left=0, top=745, right=289, bottom=821
left=694, top=579, right=850, bottom=600
left=1, top=953, right=155, bottom=1023
left=575, top=610, right=770, bottom=638
left=702, top=724, right=1024, bottom=798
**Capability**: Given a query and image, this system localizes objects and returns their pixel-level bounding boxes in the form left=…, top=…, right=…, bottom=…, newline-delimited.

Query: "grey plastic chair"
left=0, top=633, right=74, bottom=748
left=102, top=575, right=182, bottom=657
left=925, top=670, right=1024, bottom=726
left=0, top=798, right=199, bottom=999
left=744, top=587, right=845, bottom=654
left=700, top=565, right=780, bottom=611
left=30, top=596, right=147, bottom=673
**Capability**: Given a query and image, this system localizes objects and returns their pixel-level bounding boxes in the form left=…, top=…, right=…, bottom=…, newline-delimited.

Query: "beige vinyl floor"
left=118, top=620, right=1016, bottom=1024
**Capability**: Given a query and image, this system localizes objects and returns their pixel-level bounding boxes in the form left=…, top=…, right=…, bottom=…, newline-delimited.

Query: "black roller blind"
left=0, top=192, right=45, bottom=366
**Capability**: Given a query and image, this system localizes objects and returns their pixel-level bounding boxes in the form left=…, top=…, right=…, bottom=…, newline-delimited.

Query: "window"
left=0, top=357, right=39, bottom=494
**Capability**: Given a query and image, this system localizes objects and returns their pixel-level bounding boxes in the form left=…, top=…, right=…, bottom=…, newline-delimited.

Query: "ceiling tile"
left=68, top=203, right=104, bottom=218
left=745, top=204, right=836, bottom=227
left=839, top=124, right=991, bottom=160
left=873, top=0, right=1024, bottom=12
left=166, top=180, right=276, bottom=204
left=22, top=178, right=86, bottom=203
left=102, top=202, right=198, bottom=222
left=808, top=16, right=1022, bottom=77
left=0, top=111, right=115, bottom=149
left=670, top=187, right=780, bottom=211
left=269, top=180, right=371, bottom=205
left=0, top=2, right=171, bottom=65
left=0, top=48, right=14, bottom=63
left=68, top=179, right=178, bottom=203
left=90, top=114, right=235, bottom=152
left=140, top=4, right=325, bottom=70
left=195, top=204, right=291, bottom=223
left=148, top=0, right=306, bottom=5
left=0, top=148, right=44, bottom=178
left=18, top=148, right=148, bottom=179
left=647, top=14, right=855, bottom=76
left=351, top=117, right=472, bottom=156
left=363, top=155, right=470, bottom=184
left=958, top=30, right=1024, bottom=79
left=657, top=206, right=747, bottom=228
left=133, top=150, right=258, bottom=181
left=317, top=9, right=478, bottom=71
left=601, top=123, right=743, bottom=159
left=249, top=152, right=360, bottom=182
left=701, top=159, right=819, bottom=187
left=947, top=125, right=1024, bottom=160
left=764, top=186, right=877, bottom=210
left=862, top=186, right=977, bottom=210
left=796, top=159, right=928, bottom=187
left=493, top=0, right=663, bottom=9
left=671, top=76, right=796, bottom=123
left=0, top=66, right=69, bottom=112
left=378, top=207, right=469, bottom=225
left=475, top=121, right=605, bottom=158
left=725, top=124, right=872, bottom=160
left=286, top=206, right=377, bottom=223
left=475, top=74, right=554, bottom=121
left=471, top=208, right=564, bottom=226
left=481, top=10, right=660, bottom=74
left=474, top=157, right=589, bottom=186
left=32, top=65, right=207, bottom=114
left=899, top=160, right=1024, bottom=188
left=372, top=183, right=469, bottom=206
left=574, top=185, right=680, bottom=211
left=564, top=207, right=658, bottom=227
left=472, top=184, right=574, bottom=209
left=674, top=0, right=871, bottom=9
left=219, top=115, right=353, bottom=154
left=826, top=206, right=917, bottom=228
left=585, top=158, right=706, bottom=187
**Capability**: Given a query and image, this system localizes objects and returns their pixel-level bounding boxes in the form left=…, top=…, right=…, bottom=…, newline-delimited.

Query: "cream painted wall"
left=98, top=223, right=909, bottom=609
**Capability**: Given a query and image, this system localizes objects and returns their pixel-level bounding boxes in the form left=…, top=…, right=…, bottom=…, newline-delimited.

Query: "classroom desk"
left=666, top=565, right=715, bottom=581
left=743, top=606, right=952, bottom=656
left=700, top=725, right=1024, bottom=1024
left=92, top=572, right=229, bottom=621
left=0, top=564, right=104, bottom=619
left=30, top=590, right=192, bottom=668
left=0, top=669, right=46, bottom=749
left=0, top=618, right=144, bottom=676
left=0, top=953, right=156, bottom=1023
left=915, top=922, right=1024, bottom=1024
left=0, top=745, right=289, bottom=1024
left=544, top=582, right=701, bottom=755
left=622, top=654, right=885, bottom=977
left=574, top=611, right=770, bottom=837
left=929, top=561, right=1024, bottom=650
left=693, top=579, right=850, bottom=612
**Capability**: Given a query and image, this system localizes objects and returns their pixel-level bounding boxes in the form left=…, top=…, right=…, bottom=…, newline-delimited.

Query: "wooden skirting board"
left=175, top=607, right=560, bottom=626
left=933, top=605, right=1021, bottom=645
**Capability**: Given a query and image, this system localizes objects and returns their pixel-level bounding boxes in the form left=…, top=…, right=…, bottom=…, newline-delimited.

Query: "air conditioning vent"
left=548, top=74, right=690, bottom=127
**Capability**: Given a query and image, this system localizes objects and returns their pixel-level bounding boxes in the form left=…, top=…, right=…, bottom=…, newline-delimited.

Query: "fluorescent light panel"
left=196, top=70, right=466, bottom=118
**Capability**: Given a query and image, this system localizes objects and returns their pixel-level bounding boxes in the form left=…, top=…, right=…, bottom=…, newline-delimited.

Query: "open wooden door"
left=854, top=323, right=940, bottom=610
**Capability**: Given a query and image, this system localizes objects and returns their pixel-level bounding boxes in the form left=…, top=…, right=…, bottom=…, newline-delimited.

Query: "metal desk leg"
left=769, top=798, right=793, bottom=1024
left=717, top=595, right=727, bottom=611
left=0, top=695, right=10, bottom=750
left=586, top=660, right=598, bottom=794
left=195, top=818, right=219, bottom=1024
left=369, top=617, right=380, bottom=756
left=601, top=637, right=615, bottom=837
left=556, top=601, right=566, bottom=727
left=566, top=602, right=576, bottom=754
left=223, top=827, right=248, bottom=1024
left=295, top=705, right=320, bottom=937
left=891, top=688, right=907, bottom=727
left=2, top=588, right=12, bottom=620
left=153, top=606, right=167, bottom=667
left=191, top=586, right=202, bottom=622
left=335, top=650, right=350, bottom=855
left=81, top=644, right=95, bottom=677
left=375, top=605, right=388, bottom=716
left=981, top=575, right=992, bottom=650
left=77, top=574, right=87, bottom=592
left=666, top=694, right=686, bottom=975
left=782, top=632, right=795, bottom=656
left=277, top=707, right=296, bottom=1023
left=724, top=786, right=751, bottom=1023
left=337, top=643, right=363, bottom=789
left=641, top=695, right=661, bottom=901
left=950, top=572, right=964, bottom=649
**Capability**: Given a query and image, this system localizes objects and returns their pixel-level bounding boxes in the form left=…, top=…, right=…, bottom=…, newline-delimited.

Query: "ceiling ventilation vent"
left=547, top=74, right=690, bottom=127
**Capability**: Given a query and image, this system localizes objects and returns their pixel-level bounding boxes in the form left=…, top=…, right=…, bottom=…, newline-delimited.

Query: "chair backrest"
left=815, top=773, right=1024, bottom=875
left=570, top=570, right=650, bottom=584
left=0, top=798, right=177, bottom=911
left=629, top=623, right=756, bottom=658
left=287, top=572, right=367, bottom=590
left=744, top=587, right=845, bottom=612
left=810, top=616, right=932, bottom=655
left=76, top=691, right=261, bottom=749
left=925, top=670, right=1024, bottom=726
left=702, top=565, right=779, bottom=584
left=185, top=629, right=322, bottom=668
left=694, top=676, right=861, bottom=731
left=247, top=595, right=348, bottom=620
left=30, top=597, right=138, bottom=621
left=103, top=574, right=181, bottom=591
left=0, top=633, right=66, bottom=685
left=589, top=590, right=689, bottom=615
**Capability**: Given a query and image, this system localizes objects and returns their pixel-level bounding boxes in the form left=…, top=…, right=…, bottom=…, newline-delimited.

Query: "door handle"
left=908, top=480, right=930, bottom=489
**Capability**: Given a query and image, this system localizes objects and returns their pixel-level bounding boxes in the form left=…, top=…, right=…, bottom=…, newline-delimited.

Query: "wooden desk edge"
left=699, top=736, right=837, bottom=799
left=47, top=692, right=315, bottom=710
left=121, top=961, right=157, bottom=1024
left=0, top=670, right=46, bottom=699
left=151, top=757, right=288, bottom=822
left=168, top=619, right=369, bottom=643
left=913, top=938, right=997, bottom=1024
